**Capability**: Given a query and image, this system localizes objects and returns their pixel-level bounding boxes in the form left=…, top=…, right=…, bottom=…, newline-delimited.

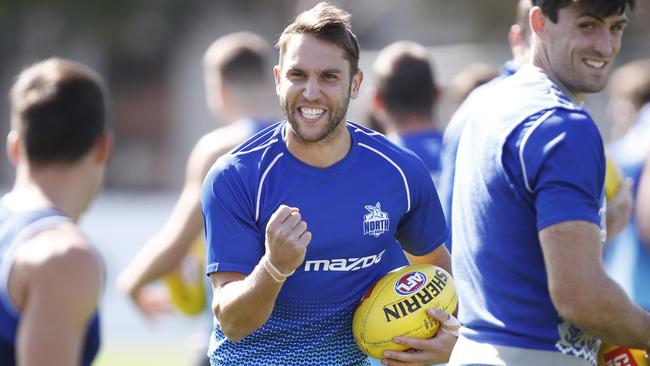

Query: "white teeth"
left=299, top=107, right=325, bottom=120
left=584, top=59, right=606, bottom=69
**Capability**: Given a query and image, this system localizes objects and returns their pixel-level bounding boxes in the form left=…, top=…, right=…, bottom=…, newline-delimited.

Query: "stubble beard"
left=280, top=92, right=351, bottom=143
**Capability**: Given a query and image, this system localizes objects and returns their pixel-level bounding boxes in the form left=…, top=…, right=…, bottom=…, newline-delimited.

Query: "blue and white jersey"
left=0, top=202, right=101, bottom=366
left=201, top=121, right=448, bottom=366
left=394, top=129, right=443, bottom=187
left=438, top=61, right=518, bottom=251
left=452, top=64, right=606, bottom=366
left=604, top=104, right=650, bottom=311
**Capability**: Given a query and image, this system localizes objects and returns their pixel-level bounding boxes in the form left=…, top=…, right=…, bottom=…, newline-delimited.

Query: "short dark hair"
left=373, top=42, right=437, bottom=121
left=204, top=31, right=271, bottom=86
left=276, top=2, right=360, bottom=76
left=10, top=58, right=109, bottom=166
left=531, top=0, right=635, bottom=23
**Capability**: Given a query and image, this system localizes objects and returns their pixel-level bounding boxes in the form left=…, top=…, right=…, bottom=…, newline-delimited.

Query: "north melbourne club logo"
left=363, top=202, right=390, bottom=237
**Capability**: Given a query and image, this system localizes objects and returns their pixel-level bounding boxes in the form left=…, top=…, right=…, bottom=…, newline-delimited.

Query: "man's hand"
left=129, top=285, right=173, bottom=320
left=379, top=309, right=459, bottom=366
left=264, top=205, right=311, bottom=274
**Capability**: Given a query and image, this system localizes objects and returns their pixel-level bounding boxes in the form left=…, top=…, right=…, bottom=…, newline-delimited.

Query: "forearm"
left=558, top=273, right=650, bottom=349
left=119, top=234, right=192, bottom=295
left=541, top=221, right=650, bottom=349
left=212, top=258, right=285, bottom=341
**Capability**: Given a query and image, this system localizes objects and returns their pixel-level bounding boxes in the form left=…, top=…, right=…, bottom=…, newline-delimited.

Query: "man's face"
left=274, top=34, right=361, bottom=143
left=543, top=4, right=628, bottom=97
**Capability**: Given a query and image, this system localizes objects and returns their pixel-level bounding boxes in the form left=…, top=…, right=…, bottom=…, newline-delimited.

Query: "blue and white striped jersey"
left=201, top=121, right=448, bottom=365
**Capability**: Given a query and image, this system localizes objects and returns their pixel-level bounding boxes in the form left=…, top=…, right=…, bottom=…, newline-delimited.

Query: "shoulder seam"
left=256, top=151, right=284, bottom=221
left=518, top=109, right=557, bottom=194
left=358, top=142, right=411, bottom=212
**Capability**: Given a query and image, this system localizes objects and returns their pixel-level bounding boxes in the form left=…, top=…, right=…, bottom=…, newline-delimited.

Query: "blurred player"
left=438, top=0, right=532, bottom=250
left=605, top=60, right=650, bottom=314
left=449, top=1, right=650, bottom=365
left=638, top=153, right=650, bottom=243
left=446, top=62, right=499, bottom=114
left=201, top=3, right=455, bottom=365
left=118, top=31, right=277, bottom=313
left=372, top=41, right=444, bottom=187
left=0, top=58, right=112, bottom=365
left=117, top=31, right=277, bottom=366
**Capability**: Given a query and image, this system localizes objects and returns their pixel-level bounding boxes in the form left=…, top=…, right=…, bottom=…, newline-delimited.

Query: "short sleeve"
left=201, top=157, right=263, bottom=276
left=517, top=109, right=605, bottom=231
left=395, top=154, right=449, bottom=255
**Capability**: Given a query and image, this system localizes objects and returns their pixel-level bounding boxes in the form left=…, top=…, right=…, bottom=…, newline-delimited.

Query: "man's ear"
left=350, top=70, right=363, bottom=99
left=530, top=6, right=546, bottom=38
left=93, top=134, right=113, bottom=164
left=372, top=91, right=384, bottom=112
left=6, top=130, right=21, bottom=166
left=273, top=65, right=282, bottom=96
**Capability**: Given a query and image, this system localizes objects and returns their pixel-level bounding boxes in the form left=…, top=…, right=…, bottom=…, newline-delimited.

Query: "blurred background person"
left=0, top=58, right=111, bottom=366
left=371, top=40, right=444, bottom=187
left=605, top=58, right=650, bottom=141
left=446, top=62, right=499, bottom=114
left=604, top=58, right=650, bottom=313
left=637, top=155, right=650, bottom=244
left=117, top=31, right=277, bottom=366
left=438, top=0, right=531, bottom=251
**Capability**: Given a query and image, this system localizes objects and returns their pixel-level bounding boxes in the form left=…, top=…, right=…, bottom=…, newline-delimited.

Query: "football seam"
left=360, top=271, right=397, bottom=345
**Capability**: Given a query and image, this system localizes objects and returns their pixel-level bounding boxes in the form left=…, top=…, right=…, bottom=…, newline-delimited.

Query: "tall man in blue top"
left=449, top=1, right=650, bottom=365
left=201, top=3, right=456, bottom=365
left=0, top=58, right=112, bottom=365
left=371, top=41, right=443, bottom=188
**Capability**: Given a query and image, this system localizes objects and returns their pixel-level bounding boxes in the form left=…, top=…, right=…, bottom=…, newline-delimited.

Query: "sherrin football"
left=352, top=264, right=457, bottom=359
left=598, top=343, right=648, bottom=366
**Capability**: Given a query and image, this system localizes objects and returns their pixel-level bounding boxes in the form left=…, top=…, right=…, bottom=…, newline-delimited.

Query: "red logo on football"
left=603, top=347, right=640, bottom=366
left=394, top=271, right=427, bottom=296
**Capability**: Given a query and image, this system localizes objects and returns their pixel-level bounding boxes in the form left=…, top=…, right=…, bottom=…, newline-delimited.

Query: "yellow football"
left=352, top=264, right=457, bottom=359
left=605, top=153, right=623, bottom=201
left=598, top=343, right=648, bottom=366
left=163, top=238, right=206, bottom=316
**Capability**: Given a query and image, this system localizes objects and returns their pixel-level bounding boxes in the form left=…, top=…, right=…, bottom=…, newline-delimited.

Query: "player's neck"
left=394, top=116, right=438, bottom=135
left=284, top=122, right=352, bottom=168
left=10, top=164, right=92, bottom=221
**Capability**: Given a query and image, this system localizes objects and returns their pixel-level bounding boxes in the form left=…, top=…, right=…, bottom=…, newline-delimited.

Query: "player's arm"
left=528, top=112, right=650, bottom=349
left=15, top=228, right=102, bottom=366
left=405, top=244, right=451, bottom=275
left=118, top=134, right=226, bottom=313
left=540, top=220, right=650, bottom=349
left=637, top=156, right=650, bottom=244
left=209, top=205, right=310, bottom=341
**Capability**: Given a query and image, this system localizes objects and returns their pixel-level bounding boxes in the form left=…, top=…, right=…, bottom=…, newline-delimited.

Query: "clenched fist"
left=264, top=205, right=312, bottom=274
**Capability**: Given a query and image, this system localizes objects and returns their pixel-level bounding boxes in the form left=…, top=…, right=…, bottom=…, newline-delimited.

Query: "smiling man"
left=449, top=1, right=650, bottom=365
left=200, top=2, right=455, bottom=365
